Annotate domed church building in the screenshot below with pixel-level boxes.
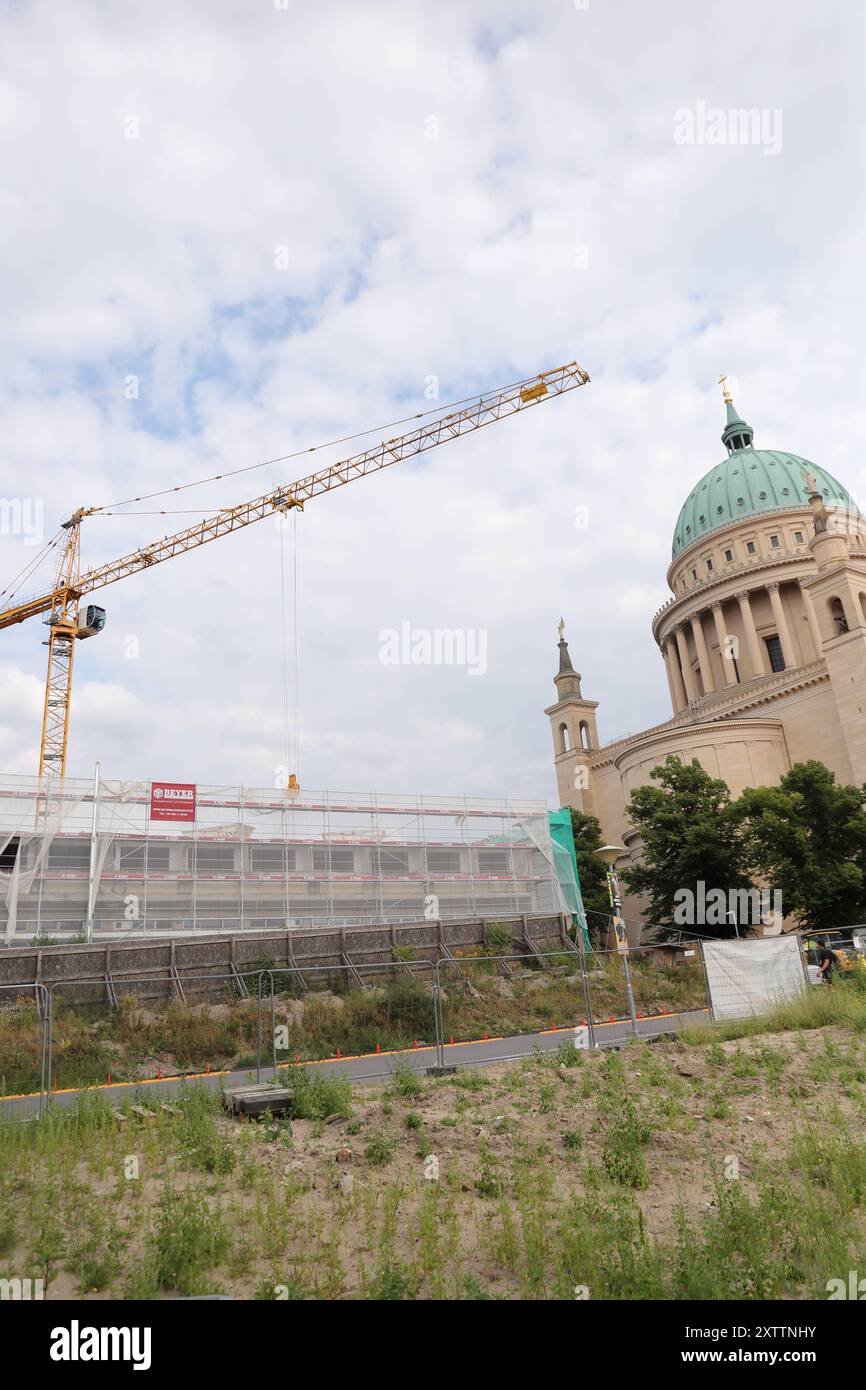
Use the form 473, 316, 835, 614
546, 382, 866, 926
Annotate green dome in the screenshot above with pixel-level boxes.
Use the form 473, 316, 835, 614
671, 400, 855, 558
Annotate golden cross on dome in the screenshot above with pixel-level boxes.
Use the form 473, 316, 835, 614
718, 373, 733, 405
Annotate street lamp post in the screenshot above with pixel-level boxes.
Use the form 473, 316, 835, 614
595, 843, 639, 1038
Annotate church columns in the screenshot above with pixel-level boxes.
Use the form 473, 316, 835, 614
674, 624, 697, 704
736, 590, 765, 679
663, 637, 688, 713
798, 579, 824, 661
690, 613, 715, 695
711, 602, 738, 686
766, 582, 797, 670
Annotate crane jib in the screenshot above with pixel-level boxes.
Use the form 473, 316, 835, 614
0, 359, 589, 775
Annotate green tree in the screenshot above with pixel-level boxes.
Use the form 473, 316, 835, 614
622, 756, 755, 937
735, 760, 866, 931
566, 808, 612, 943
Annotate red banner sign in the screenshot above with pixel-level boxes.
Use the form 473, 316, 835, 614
150, 781, 197, 822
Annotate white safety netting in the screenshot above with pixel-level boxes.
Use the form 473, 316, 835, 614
0, 777, 91, 943
702, 935, 807, 1021
0, 775, 568, 940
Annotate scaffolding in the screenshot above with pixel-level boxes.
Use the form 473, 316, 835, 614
0, 774, 570, 942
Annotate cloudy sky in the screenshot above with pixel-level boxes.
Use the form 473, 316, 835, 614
0, 0, 863, 804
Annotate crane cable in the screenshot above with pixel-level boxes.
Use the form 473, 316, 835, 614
85, 368, 545, 515
278, 510, 300, 785
0, 530, 64, 605
292, 506, 300, 782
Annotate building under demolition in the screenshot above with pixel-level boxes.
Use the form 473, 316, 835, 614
0, 774, 581, 942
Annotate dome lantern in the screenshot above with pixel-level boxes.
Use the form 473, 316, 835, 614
718, 375, 754, 454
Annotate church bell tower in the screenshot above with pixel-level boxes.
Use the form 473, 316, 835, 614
544, 619, 599, 814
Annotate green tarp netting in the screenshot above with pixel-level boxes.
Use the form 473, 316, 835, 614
548, 808, 591, 951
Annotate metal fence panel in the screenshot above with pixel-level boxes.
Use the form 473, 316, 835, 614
701, 935, 807, 1021
0, 982, 48, 1120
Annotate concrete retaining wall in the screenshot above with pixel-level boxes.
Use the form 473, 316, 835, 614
0, 913, 569, 1003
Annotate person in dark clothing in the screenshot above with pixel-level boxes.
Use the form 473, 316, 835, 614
817, 945, 841, 982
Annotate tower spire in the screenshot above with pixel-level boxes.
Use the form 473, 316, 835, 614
557, 616, 576, 675
718, 376, 754, 454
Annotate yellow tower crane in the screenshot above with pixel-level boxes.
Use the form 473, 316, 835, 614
0, 360, 590, 778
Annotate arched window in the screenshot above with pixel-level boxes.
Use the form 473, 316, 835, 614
579, 721, 591, 751
829, 596, 849, 636
559, 722, 570, 754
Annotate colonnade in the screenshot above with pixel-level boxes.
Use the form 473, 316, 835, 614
661, 579, 823, 713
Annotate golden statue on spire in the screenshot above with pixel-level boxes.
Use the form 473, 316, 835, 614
718, 373, 733, 405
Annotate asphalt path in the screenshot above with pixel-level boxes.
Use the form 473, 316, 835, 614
0, 1007, 708, 1122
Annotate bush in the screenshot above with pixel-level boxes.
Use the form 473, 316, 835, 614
147, 1189, 230, 1296
383, 978, 432, 1031
485, 923, 513, 953
602, 1101, 653, 1189
365, 1130, 395, 1166
392, 1060, 423, 1098
289, 1069, 352, 1121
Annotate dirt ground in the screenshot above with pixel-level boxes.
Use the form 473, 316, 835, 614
4, 1020, 866, 1300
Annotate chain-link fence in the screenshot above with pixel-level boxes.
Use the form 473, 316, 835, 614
0, 982, 48, 1120
432, 941, 710, 1063
7, 958, 441, 1110
258, 959, 438, 1079
2, 931, 823, 1121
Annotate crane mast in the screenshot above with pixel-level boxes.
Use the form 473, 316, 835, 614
0, 361, 590, 776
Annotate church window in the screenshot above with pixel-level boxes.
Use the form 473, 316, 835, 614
559, 723, 570, 753
765, 635, 786, 673
706, 558, 713, 572
579, 721, 592, 750
746, 540, 757, 555
794, 530, 804, 544
769, 534, 780, 548
691, 569, 698, 582
829, 598, 849, 634
724, 549, 734, 563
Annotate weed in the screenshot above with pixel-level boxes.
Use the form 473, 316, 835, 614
475, 1145, 503, 1199
365, 1130, 395, 1167
392, 1060, 423, 1098
145, 1188, 230, 1296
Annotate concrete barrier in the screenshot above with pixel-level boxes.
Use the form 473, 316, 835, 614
0, 913, 568, 1002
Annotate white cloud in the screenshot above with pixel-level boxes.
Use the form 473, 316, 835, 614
0, 0, 863, 804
